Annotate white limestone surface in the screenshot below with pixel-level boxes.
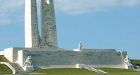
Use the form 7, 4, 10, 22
3, 48, 19, 63
3, 48, 14, 62
17, 50, 24, 67
15, 49, 129, 69
25, 0, 32, 48
2, 47, 130, 70
25, 0, 40, 48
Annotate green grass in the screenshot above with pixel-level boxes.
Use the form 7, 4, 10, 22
33, 68, 140, 75
0, 64, 12, 74
0, 55, 8, 62
0, 55, 12, 74
33, 68, 96, 75
101, 68, 140, 75
131, 60, 140, 65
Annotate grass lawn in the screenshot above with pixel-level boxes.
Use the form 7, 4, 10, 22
33, 68, 140, 75
0, 64, 12, 74
131, 60, 140, 65
101, 68, 140, 75
33, 68, 96, 75
0, 55, 12, 74
0, 55, 8, 62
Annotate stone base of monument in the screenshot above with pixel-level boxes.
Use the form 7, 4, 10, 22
2, 47, 132, 72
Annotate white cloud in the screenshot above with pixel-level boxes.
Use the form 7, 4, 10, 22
0, 19, 11, 25
0, 0, 140, 25
55, 0, 140, 14
0, 0, 24, 25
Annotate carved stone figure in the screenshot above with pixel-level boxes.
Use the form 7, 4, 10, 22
23, 56, 34, 72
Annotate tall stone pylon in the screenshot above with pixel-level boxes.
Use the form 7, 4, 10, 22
25, 0, 40, 48
41, 0, 57, 48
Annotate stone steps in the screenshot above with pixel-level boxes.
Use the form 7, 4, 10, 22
79, 64, 107, 74
0, 62, 25, 74
9, 63, 25, 74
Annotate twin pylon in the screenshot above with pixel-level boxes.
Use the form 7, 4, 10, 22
25, 0, 57, 48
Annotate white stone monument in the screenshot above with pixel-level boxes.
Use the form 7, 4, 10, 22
25, 0, 40, 48
1, 0, 132, 74
25, 0, 57, 48
41, 0, 57, 48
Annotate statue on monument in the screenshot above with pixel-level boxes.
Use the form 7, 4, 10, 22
46, 0, 50, 4
78, 41, 83, 51
24, 56, 33, 67
23, 56, 34, 72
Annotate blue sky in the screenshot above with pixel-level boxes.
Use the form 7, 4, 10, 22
0, 0, 140, 59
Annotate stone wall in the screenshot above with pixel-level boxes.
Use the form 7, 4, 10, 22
17, 49, 127, 69
3, 48, 128, 69
3, 48, 15, 62
3, 48, 24, 63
